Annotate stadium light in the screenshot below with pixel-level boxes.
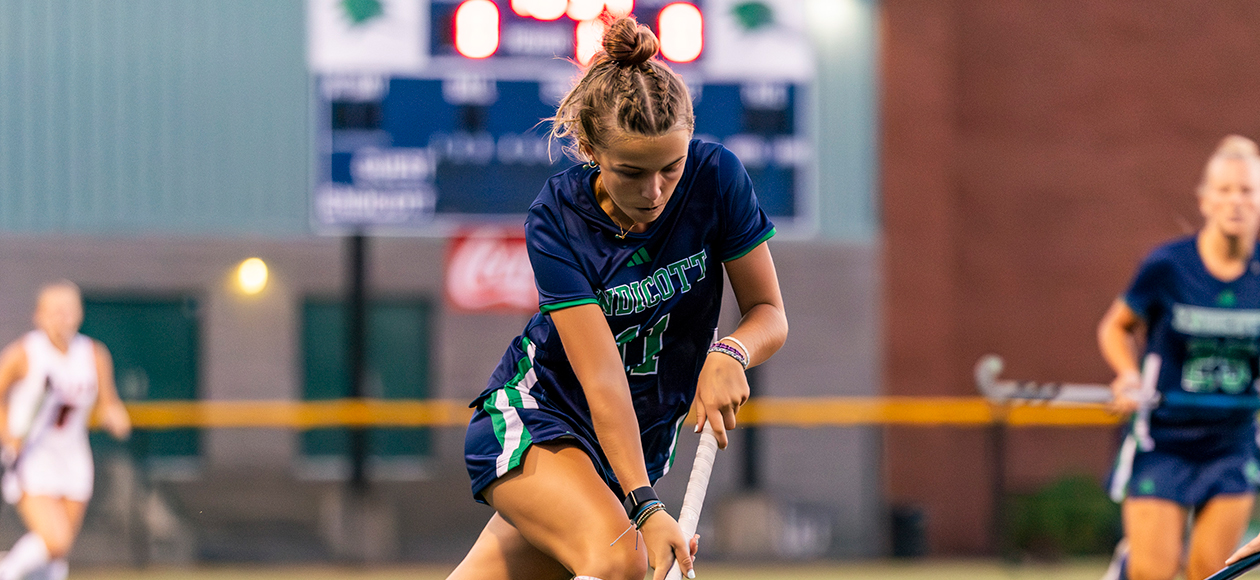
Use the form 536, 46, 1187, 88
567, 0, 605, 21
237, 258, 269, 295
807, 0, 862, 48
525, 0, 566, 21
455, 0, 500, 59
576, 19, 607, 66
511, 0, 532, 17
658, 2, 702, 63
605, 0, 634, 17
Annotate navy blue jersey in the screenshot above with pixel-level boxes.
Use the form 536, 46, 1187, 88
470, 139, 774, 489
1124, 236, 1260, 452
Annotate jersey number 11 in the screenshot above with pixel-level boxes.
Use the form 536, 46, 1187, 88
614, 314, 671, 376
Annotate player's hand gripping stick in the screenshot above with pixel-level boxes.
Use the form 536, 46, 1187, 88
1207, 551, 1260, 580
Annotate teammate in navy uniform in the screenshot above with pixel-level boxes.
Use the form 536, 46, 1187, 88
448, 16, 788, 580
1098, 136, 1260, 580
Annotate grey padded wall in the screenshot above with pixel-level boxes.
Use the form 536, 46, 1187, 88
0, 0, 310, 235
809, 0, 880, 242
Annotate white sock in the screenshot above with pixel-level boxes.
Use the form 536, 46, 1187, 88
41, 559, 68, 580
0, 533, 50, 580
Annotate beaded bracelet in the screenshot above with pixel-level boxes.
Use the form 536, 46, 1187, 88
708, 341, 748, 369
633, 500, 666, 529
629, 494, 659, 520
632, 499, 662, 521
722, 336, 751, 363
610, 502, 663, 547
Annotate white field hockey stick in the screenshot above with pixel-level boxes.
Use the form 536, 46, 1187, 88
974, 354, 1121, 405
1132, 353, 1160, 451
975, 353, 1260, 409
663, 423, 719, 580
975, 353, 1167, 411
974, 354, 1245, 453
2, 377, 56, 472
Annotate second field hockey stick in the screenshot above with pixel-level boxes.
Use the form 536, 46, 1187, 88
663, 423, 719, 580
974, 354, 1118, 404
975, 353, 1260, 411
1207, 552, 1260, 580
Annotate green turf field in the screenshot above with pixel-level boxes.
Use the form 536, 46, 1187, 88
71, 559, 1112, 580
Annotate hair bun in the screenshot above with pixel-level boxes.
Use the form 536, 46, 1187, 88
1216, 134, 1260, 158
602, 16, 659, 67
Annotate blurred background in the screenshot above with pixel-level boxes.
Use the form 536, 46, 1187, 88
0, 0, 1255, 576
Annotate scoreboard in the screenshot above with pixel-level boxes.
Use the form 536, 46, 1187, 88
308, 0, 815, 234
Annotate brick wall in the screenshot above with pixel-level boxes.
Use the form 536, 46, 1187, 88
882, 0, 1260, 554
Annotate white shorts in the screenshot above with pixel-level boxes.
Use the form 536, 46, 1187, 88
2, 440, 94, 504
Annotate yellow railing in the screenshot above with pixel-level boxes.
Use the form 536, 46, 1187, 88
737, 397, 1119, 427
115, 397, 1122, 429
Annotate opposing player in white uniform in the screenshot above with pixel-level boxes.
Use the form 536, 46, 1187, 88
0, 282, 130, 580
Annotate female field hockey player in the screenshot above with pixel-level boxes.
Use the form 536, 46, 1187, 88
0, 282, 131, 580
1098, 136, 1260, 580
448, 15, 788, 580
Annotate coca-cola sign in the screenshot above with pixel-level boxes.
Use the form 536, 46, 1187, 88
445, 227, 538, 313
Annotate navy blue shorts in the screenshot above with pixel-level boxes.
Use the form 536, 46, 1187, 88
464, 337, 689, 505
465, 388, 610, 504
1109, 433, 1260, 508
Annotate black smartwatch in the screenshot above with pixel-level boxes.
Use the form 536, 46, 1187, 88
625, 485, 659, 516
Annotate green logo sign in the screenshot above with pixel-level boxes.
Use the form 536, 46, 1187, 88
732, 2, 775, 31
341, 0, 383, 26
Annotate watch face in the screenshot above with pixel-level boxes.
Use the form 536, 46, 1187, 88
630, 486, 656, 506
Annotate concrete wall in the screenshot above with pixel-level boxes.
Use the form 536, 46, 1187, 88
0, 0, 310, 235
881, 0, 1260, 555
0, 234, 880, 562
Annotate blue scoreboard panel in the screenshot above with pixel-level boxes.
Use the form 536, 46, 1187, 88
311, 0, 813, 234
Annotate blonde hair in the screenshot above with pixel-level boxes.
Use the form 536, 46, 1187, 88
1199, 134, 1260, 192
36, 280, 81, 305
549, 16, 695, 162
1215, 135, 1260, 158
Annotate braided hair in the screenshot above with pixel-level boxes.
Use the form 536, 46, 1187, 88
550, 16, 695, 162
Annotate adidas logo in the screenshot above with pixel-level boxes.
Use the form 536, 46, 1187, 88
625, 247, 652, 268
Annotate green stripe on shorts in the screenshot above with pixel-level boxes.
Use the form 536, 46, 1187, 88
483, 395, 509, 446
